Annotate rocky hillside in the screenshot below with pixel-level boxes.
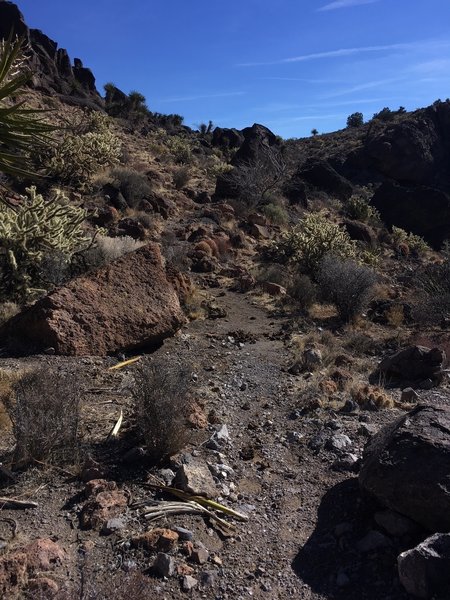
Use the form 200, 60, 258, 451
0, 2, 450, 599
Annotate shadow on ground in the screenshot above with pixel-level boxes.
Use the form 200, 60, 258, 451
292, 478, 409, 600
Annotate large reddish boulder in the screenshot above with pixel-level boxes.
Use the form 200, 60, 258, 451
0, 244, 186, 356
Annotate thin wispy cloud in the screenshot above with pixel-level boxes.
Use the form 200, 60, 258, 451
161, 91, 245, 103
238, 42, 413, 67
322, 77, 404, 98
259, 76, 346, 84
318, 0, 380, 12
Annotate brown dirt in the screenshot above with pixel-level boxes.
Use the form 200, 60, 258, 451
1, 280, 447, 599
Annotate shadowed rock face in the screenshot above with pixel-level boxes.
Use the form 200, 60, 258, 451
359, 404, 450, 532
0, 1, 101, 103
0, 244, 187, 356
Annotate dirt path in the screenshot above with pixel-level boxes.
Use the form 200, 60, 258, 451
0, 287, 430, 598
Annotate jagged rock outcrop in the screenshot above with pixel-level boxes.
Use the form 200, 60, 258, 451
376, 345, 446, 388
0, 244, 186, 356
371, 182, 450, 249
359, 404, 450, 532
296, 160, 354, 201
0, 1, 101, 103
213, 123, 282, 201
211, 127, 244, 150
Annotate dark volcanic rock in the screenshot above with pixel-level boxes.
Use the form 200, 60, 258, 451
0, 244, 186, 356
0, 1, 101, 101
344, 219, 377, 245
298, 160, 353, 200
359, 404, 450, 532
214, 123, 282, 201
231, 123, 280, 165
376, 345, 446, 387
398, 533, 450, 599
212, 127, 244, 150
372, 181, 450, 248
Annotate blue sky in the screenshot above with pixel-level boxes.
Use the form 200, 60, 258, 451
16, 0, 450, 138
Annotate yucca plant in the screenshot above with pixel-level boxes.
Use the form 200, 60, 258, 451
0, 35, 54, 179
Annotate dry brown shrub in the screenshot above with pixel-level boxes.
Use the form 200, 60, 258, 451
132, 359, 191, 464
4, 368, 82, 467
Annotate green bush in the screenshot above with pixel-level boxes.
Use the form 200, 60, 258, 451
346, 112, 364, 128
272, 212, 357, 275
344, 194, 380, 223
261, 202, 288, 225
391, 226, 429, 255
0, 186, 89, 301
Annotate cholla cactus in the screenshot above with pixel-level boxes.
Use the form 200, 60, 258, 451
273, 212, 356, 275
46, 113, 121, 185
0, 186, 89, 300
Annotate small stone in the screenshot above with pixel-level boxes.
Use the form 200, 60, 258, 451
326, 433, 352, 452
211, 554, 223, 566
336, 570, 350, 587
334, 522, 352, 537
153, 552, 175, 578
400, 387, 420, 404
332, 453, 359, 472
132, 528, 179, 552
159, 469, 176, 485
200, 571, 215, 586
172, 526, 194, 541
340, 399, 359, 413
357, 530, 391, 553
205, 424, 230, 450
191, 546, 209, 565
174, 459, 218, 498
102, 517, 126, 535
122, 446, 146, 463
287, 431, 304, 444
375, 510, 417, 537
182, 575, 198, 591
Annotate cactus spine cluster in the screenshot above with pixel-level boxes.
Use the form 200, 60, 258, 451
0, 186, 89, 300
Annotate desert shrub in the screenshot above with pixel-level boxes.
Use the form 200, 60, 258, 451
287, 273, 317, 309
271, 212, 356, 275
344, 194, 380, 223
83, 235, 146, 269
346, 112, 364, 128
205, 154, 233, 179
172, 165, 191, 190
414, 257, 450, 324
165, 135, 192, 164
132, 359, 191, 464
261, 202, 288, 225
45, 112, 121, 185
391, 226, 429, 256
5, 368, 81, 466
0, 186, 90, 301
372, 107, 394, 122
222, 146, 286, 212
317, 255, 377, 322
110, 167, 152, 208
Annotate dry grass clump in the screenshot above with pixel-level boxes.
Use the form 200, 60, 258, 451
4, 368, 82, 467
132, 359, 191, 464
350, 384, 394, 409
